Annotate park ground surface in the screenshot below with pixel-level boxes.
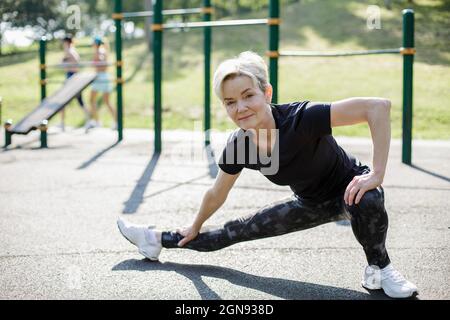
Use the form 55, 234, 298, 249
0, 127, 448, 299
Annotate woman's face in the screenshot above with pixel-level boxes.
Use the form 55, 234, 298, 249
221, 75, 272, 131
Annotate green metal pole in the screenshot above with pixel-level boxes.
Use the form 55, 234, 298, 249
268, 0, 279, 103
39, 120, 48, 148
114, 0, 124, 142
39, 37, 46, 101
153, 0, 163, 153
4, 130, 12, 148
4, 119, 12, 148
204, 0, 212, 146
402, 9, 414, 165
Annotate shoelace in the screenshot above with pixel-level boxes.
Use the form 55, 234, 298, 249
383, 268, 406, 283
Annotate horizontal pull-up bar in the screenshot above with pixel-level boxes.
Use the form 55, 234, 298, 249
46, 61, 114, 69
40, 78, 117, 85
117, 8, 204, 19
161, 18, 269, 30
280, 48, 402, 57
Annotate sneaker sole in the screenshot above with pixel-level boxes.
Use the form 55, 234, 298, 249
362, 282, 419, 299
361, 280, 381, 291
383, 287, 419, 299
117, 220, 159, 262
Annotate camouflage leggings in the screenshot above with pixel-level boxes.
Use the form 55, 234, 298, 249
161, 186, 390, 268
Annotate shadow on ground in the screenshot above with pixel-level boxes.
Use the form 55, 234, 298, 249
77, 141, 121, 170
410, 164, 450, 183
122, 152, 161, 214
112, 259, 406, 300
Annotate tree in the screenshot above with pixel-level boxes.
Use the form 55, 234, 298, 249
384, 0, 415, 10
0, 0, 67, 54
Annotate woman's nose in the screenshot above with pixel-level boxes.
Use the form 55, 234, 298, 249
236, 100, 248, 112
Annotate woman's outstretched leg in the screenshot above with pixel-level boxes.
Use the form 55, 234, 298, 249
117, 194, 346, 260
161, 194, 347, 252
117, 189, 391, 265
162, 187, 393, 270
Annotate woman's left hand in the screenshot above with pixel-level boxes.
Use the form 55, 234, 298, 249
344, 171, 383, 206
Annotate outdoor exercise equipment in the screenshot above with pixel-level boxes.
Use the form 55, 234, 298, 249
113, 0, 280, 153
4, 72, 97, 148
279, 9, 415, 164
11, 1, 414, 164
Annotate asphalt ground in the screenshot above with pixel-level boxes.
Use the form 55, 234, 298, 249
0, 126, 448, 299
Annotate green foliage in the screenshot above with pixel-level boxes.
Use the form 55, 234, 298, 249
1, 0, 63, 35
1, 0, 448, 139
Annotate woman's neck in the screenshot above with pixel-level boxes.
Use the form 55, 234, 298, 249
255, 104, 275, 132
251, 104, 276, 152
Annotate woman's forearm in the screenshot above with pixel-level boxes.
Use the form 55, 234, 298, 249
367, 99, 391, 182
192, 189, 226, 229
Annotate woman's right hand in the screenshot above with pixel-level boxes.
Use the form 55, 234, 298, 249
176, 225, 200, 247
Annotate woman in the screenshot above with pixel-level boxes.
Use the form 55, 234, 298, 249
59, 35, 90, 131
117, 51, 418, 299
85, 36, 117, 130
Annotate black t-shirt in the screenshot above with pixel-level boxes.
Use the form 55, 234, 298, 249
218, 101, 370, 203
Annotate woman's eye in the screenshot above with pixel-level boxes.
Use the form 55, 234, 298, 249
245, 94, 253, 99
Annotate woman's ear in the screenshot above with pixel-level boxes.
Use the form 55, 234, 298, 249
265, 84, 273, 103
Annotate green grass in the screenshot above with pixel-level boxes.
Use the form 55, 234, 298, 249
0, 0, 449, 139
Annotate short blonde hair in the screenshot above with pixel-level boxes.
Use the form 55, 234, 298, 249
213, 51, 269, 101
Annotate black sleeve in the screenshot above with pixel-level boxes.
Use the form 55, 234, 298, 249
218, 145, 244, 175
294, 102, 332, 140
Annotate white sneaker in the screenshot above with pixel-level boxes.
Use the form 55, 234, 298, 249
117, 217, 162, 261
362, 264, 418, 298
84, 120, 101, 132
56, 122, 65, 132
84, 119, 94, 129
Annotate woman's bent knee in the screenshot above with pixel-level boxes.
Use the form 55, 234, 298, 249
355, 187, 385, 212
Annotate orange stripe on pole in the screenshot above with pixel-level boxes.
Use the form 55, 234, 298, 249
267, 18, 281, 25
400, 47, 416, 55
202, 7, 214, 14
151, 24, 163, 31
266, 50, 279, 58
